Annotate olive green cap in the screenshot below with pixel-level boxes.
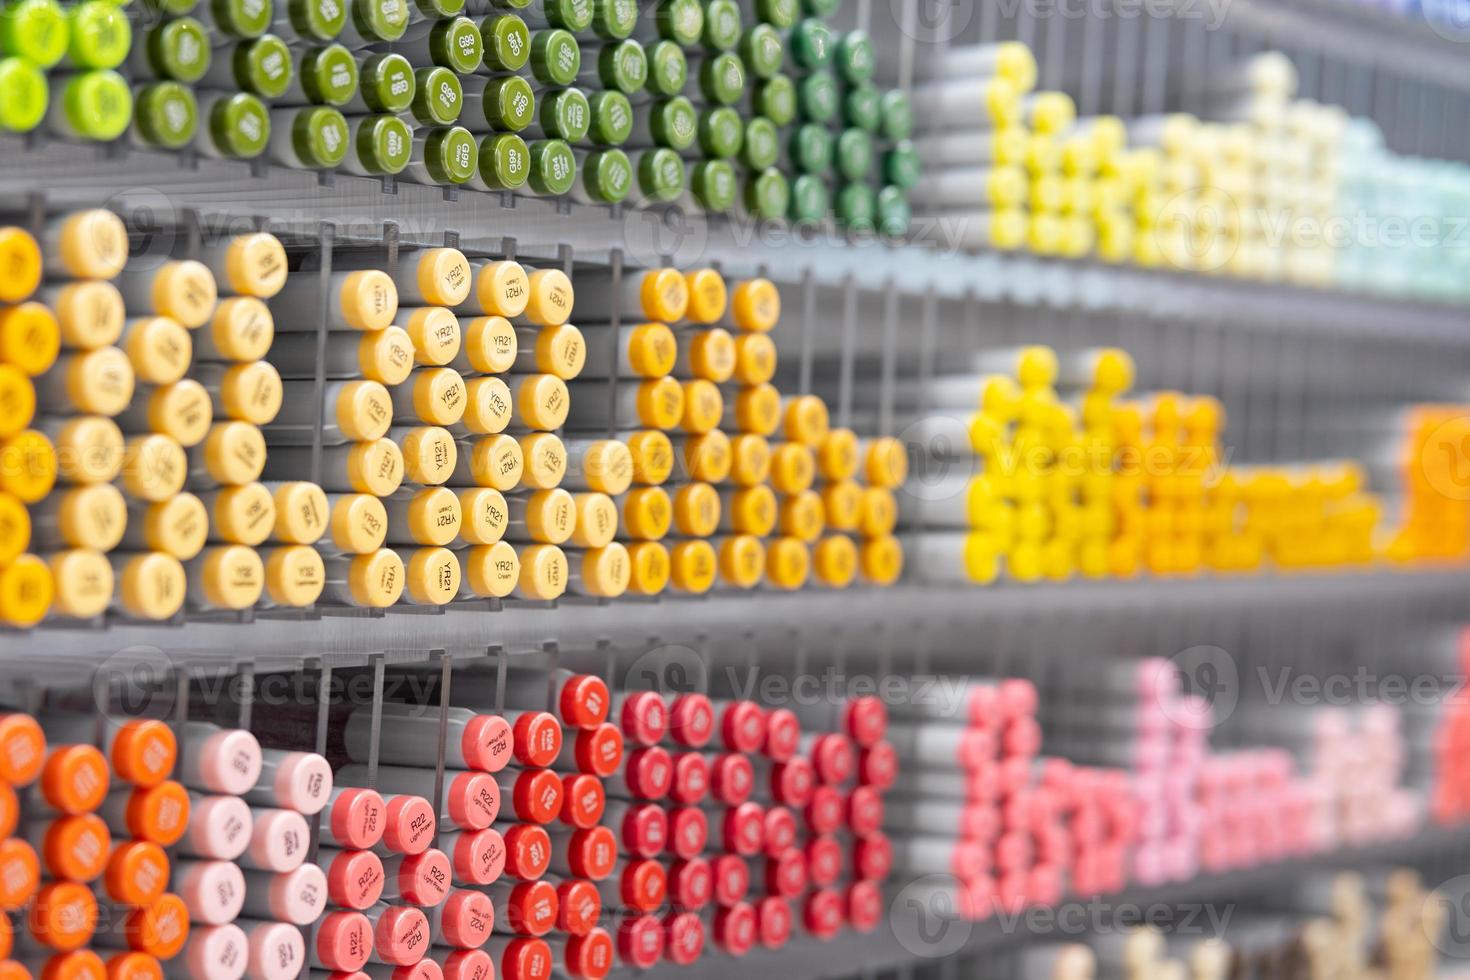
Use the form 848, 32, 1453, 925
481, 74, 534, 130
233, 34, 293, 98
880, 88, 912, 140
349, 0, 409, 43
755, 0, 795, 27
357, 53, 414, 113
207, 90, 270, 157
884, 139, 920, 190
834, 29, 873, 84
543, 0, 593, 32
353, 113, 412, 174
645, 39, 685, 96
0, 56, 46, 132
754, 73, 794, 125
655, 0, 701, 44
67, 1, 130, 67
844, 83, 880, 132
636, 147, 684, 202
701, 0, 739, 50
875, 184, 910, 237
134, 80, 197, 148
788, 122, 831, 175
290, 104, 350, 168
539, 86, 589, 141
526, 138, 576, 195
744, 167, 788, 220
738, 23, 781, 78
643, 95, 695, 151
58, 67, 132, 140
688, 159, 736, 212
529, 28, 580, 86
788, 172, 828, 222
480, 13, 530, 71
696, 105, 741, 159
592, 0, 637, 39
834, 127, 871, 181
284, 0, 346, 41
420, 124, 478, 183
410, 65, 462, 125
412, 0, 464, 17
580, 148, 633, 203
477, 131, 530, 189
698, 50, 744, 106
788, 17, 830, 70
430, 16, 483, 73
587, 89, 631, 145
145, 16, 210, 83
796, 70, 835, 123
836, 182, 875, 229
740, 115, 777, 170
595, 37, 645, 93
300, 43, 358, 105
0, 0, 68, 68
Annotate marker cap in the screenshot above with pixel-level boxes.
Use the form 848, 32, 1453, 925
42, 813, 110, 882
0, 302, 59, 377
668, 807, 706, 860
315, 911, 371, 972
373, 905, 430, 965
503, 878, 557, 935
28, 881, 96, 950
805, 786, 843, 835
625, 431, 672, 486
764, 806, 798, 855
503, 823, 551, 879
558, 674, 610, 729
723, 802, 764, 856
730, 383, 778, 437
623, 746, 671, 800
499, 937, 552, 980
104, 951, 162, 980
563, 927, 613, 979
617, 692, 666, 747
42, 744, 110, 815
400, 427, 458, 486
263, 863, 328, 925
197, 421, 266, 486
620, 487, 670, 541
633, 376, 683, 431
671, 482, 718, 536
624, 541, 668, 596
709, 753, 752, 806
559, 774, 604, 829
668, 753, 708, 806
565, 825, 616, 881
668, 540, 715, 594
0, 712, 44, 785
514, 543, 566, 601
516, 432, 565, 489
0, 838, 38, 910
125, 893, 188, 959
330, 494, 388, 554
617, 803, 666, 859
439, 889, 495, 948
853, 833, 892, 880
847, 786, 883, 835
118, 781, 190, 845
339, 436, 403, 497
509, 711, 561, 768
566, 725, 619, 782
511, 769, 562, 825
555, 879, 599, 936
616, 914, 662, 969
713, 902, 756, 956
636, 269, 688, 323
720, 702, 766, 754
383, 794, 436, 855
620, 859, 666, 912
325, 849, 384, 910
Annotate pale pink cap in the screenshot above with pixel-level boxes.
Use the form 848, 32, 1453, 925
248, 808, 311, 872
179, 859, 247, 924
267, 863, 328, 925
373, 905, 431, 966
383, 795, 437, 854
196, 729, 264, 795
184, 795, 254, 860
244, 921, 305, 980
185, 923, 250, 980
269, 753, 335, 814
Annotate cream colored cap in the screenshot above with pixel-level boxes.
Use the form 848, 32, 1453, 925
140, 493, 208, 559
517, 432, 566, 490
461, 316, 517, 374
520, 487, 574, 545
195, 544, 265, 609
681, 430, 731, 484
334, 380, 393, 442
345, 437, 404, 496
463, 540, 519, 598
404, 545, 460, 605
56, 209, 128, 279
63, 346, 133, 417
122, 434, 186, 502
569, 492, 617, 548
679, 380, 723, 435
51, 280, 126, 350
218, 361, 284, 426
413, 248, 472, 306
54, 415, 123, 485
47, 548, 113, 619
466, 433, 524, 491
123, 317, 191, 386
639, 268, 689, 322
146, 379, 214, 448
117, 551, 186, 620
457, 487, 508, 545
515, 543, 567, 600
474, 261, 530, 319
150, 260, 218, 328
716, 535, 763, 589
574, 543, 630, 598
626, 430, 673, 486
672, 482, 720, 538
339, 270, 398, 330
462, 377, 513, 435
210, 482, 276, 546
199, 422, 267, 485
55, 483, 126, 550
576, 439, 633, 496
344, 548, 405, 607
208, 297, 274, 362
531, 323, 586, 380
399, 426, 457, 486
411, 368, 468, 426
524, 268, 574, 327
357, 326, 416, 386
271, 481, 328, 545
223, 233, 288, 297
513, 374, 570, 430
264, 545, 325, 606
330, 493, 389, 553
404, 307, 462, 366
731, 333, 776, 385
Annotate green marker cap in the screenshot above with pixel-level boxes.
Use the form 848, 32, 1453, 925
543, 0, 592, 32
209, 0, 271, 39
696, 105, 741, 159
796, 70, 836, 123
581, 148, 632, 203
0, 0, 67, 68
357, 53, 414, 113
880, 88, 912, 140
744, 167, 788, 220
480, 14, 529, 71
300, 43, 358, 105
151, 0, 202, 15
67, 1, 130, 68
587, 89, 631, 145
291, 104, 349, 167
884, 139, 920, 190
421, 124, 477, 183
698, 50, 744, 106
636, 147, 683, 202
145, 16, 209, 83
481, 74, 534, 131
645, 40, 685, 97
477, 132, 530, 189
353, 113, 411, 174
689, 159, 736, 212
411, 0, 463, 18
411, 65, 462, 125
876, 184, 910, 237
644, 95, 695, 151
738, 23, 781, 78
492, 0, 530, 7
754, 73, 794, 125
529, 28, 579, 86
540, 86, 589, 142
207, 91, 270, 157
789, 172, 828, 222
740, 115, 777, 169
429, 16, 482, 73
59, 68, 131, 140
837, 182, 876, 230
233, 34, 293, 98
844, 84, 880, 132
755, 0, 795, 27
0, 56, 46, 132
527, 138, 576, 195
802, 0, 839, 15
350, 0, 408, 43
788, 122, 831, 175
285, 0, 345, 42
789, 17, 829, 69
701, 0, 739, 50
592, 0, 637, 39
596, 38, 645, 93
655, 0, 701, 45
835, 29, 873, 84
134, 80, 197, 148
835, 127, 871, 181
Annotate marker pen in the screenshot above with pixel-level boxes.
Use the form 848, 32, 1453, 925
37, 346, 133, 417
191, 362, 285, 428
544, 825, 616, 884
509, 325, 584, 382
271, 270, 398, 333
176, 794, 253, 861
360, 904, 432, 967
390, 368, 468, 428
316, 847, 386, 910
502, 488, 574, 546
240, 807, 311, 872
345, 704, 512, 774
35, 743, 109, 816
511, 544, 567, 601
184, 544, 267, 612
549, 723, 622, 780
24, 880, 96, 951
118, 317, 191, 387
447, 316, 516, 379
268, 328, 415, 387
711, 901, 756, 956
614, 914, 662, 969
26, 813, 109, 883
481, 935, 551, 980
97, 781, 190, 846
707, 752, 754, 807
100, 839, 170, 907
379, 849, 453, 908
551, 878, 599, 939
264, 380, 393, 446
238, 864, 328, 926
441, 828, 505, 887
562, 377, 682, 432
40, 210, 128, 281
116, 261, 217, 330
104, 951, 166, 980
606, 745, 672, 801
557, 773, 604, 830
504, 768, 563, 826
190, 422, 267, 487
266, 440, 404, 498
381, 487, 463, 547
565, 541, 629, 595
197, 484, 275, 548
449, 434, 524, 492
425, 889, 494, 951
38, 716, 176, 789
310, 911, 373, 973
336, 765, 500, 832
484, 879, 557, 937
598, 801, 665, 859
173, 859, 247, 924
392, 425, 458, 486
117, 893, 189, 961
0, 837, 39, 909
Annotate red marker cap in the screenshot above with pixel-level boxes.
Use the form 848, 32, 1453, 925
712, 854, 749, 906
555, 879, 600, 936
805, 786, 844, 834
623, 747, 672, 800
560, 774, 605, 829
842, 697, 887, 748
619, 693, 667, 747
720, 702, 766, 754
667, 857, 712, 910
803, 888, 844, 939
713, 902, 757, 956
562, 927, 613, 980
373, 905, 430, 966
383, 795, 437, 854
853, 833, 892, 881
997, 678, 1038, 719
848, 786, 883, 836
763, 709, 800, 762
498, 936, 552, 980
389, 962, 442, 980
463, 715, 515, 773
512, 769, 563, 825
847, 881, 882, 932
722, 802, 765, 856
756, 896, 792, 949
331, 788, 387, 850
858, 742, 898, 789
804, 835, 842, 886
668, 695, 714, 748
620, 859, 667, 912
448, 772, 502, 830
327, 849, 385, 910
0, 713, 45, 786
615, 914, 663, 968
565, 826, 617, 880
669, 753, 708, 805
504, 879, 558, 936
560, 675, 610, 730
764, 849, 807, 898
810, 734, 854, 785
315, 911, 372, 972
668, 807, 707, 860
709, 754, 753, 806
439, 889, 495, 948
770, 758, 816, 807
573, 725, 623, 778
502, 824, 552, 879
762, 806, 796, 855
998, 756, 1031, 796
444, 949, 494, 980
395, 848, 452, 906
617, 803, 667, 859
512, 712, 563, 768
450, 828, 506, 886
662, 911, 703, 965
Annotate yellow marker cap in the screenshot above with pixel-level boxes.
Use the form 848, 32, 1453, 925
731, 333, 776, 385
1007, 540, 1044, 582
139, 493, 208, 559
820, 480, 862, 531
978, 375, 1021, 421
778, 489, 824, 542
513, 374, 570, 430
520, 487, 574, 544
414, 248, 472, 306
0, 493, 27, 564
622, 486, 671, 540
403, 307, 462, 367
716, 534, 763, 589
813, 534, 857, 588
411, 368, 468, 426
222, 234, 288, 298
216, 361, 284, 426
0, 429, 55, 504
574, 542, 630, 598
782, 396, 829, 446
725, 485, 776, 536
53, 211, 127, 281
963, 533, 1001, 584
517, 432, 566, 490
680, 430, 731, 484
864, 437, 908, 488
403, 485, 463, 545
145, 379, 213, 448
400, 426, 457, 486
461, 316, 517, 374
859, 535, 903, 585
344, 548, 405, 607
457, 487, 508, 545
858, 487, 897, 536
0, 227, 41, 303
340, 270, 397, 331
123, 317, 191, 386
681, 328, 736, 383
672, 482, 720, 537
53, 415, 123, 485
625, 540, 669, 595
728, 279, 779, 332
463, 540, 519, 597
516, 543, 567, 600
1028, 91, 1075, 134
569, 491, 617, 548
625, 323, 676, 378
271, 482, 328, 545
462, 377, 513, 436
149, 260, 218, 328
531, 323, 586, 380
50, 280, 125, 350
474, 261, 530, 319
209, 482, 276, 546
635, 376, 685, 431
993, 40, 1038, 90
524, 268, 574, 327
731, 383, 779, 436
576, 439, 633, 495
465, 433, 524, 491
989, 209, 1028, 251
60, 348, 130, 418
334, 381, 393, 442
769, 442, 815, 495
264, 545, 325, 606
197, 421, 265, 485
122, 434, 185, 502
679, 379, 723, 435
0, 302, 59, 377
1012, 345, 1058, 389
117, 551, 186, 620
47, 548, 113, 619
357, 326, 416, 386
330, 493, 388, 553
404, 546, 460, 605
627, 430, 673, 486
764, 536, 809, 590
207, 297, 274, 362
728, 434, 770, 487
683, 269, 727, 324
639, 268, 689, 322
816, 428, 858, 481
986, 166, 1027, 209
668, 539, 716, 594
0, 552, 50, 625
344, 437, 403, 496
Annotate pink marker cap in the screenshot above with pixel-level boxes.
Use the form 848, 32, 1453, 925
965, 684, 1002, 726
560, 675, 610, 730
858, 741, 898, 789
316, 911, 372, 972
573, 725, 623, 778
998, 756, 1031, 796
326, 849, 385, 910
462, 715, 514, 773
997, 678, 1038, 719
268, 862, 328, 925
994, 829, 1030, 872
847, 786, 883, 836
668, 694, 714, 748
450, 828, 506, 886
499, 937, 552, 980
447, 772, 501, 831
804, 835, 842, 886
762, 806, 796, 855
555, 879, 600, 936
662, 911, 704, 965
248, 808, 311, 872
1002, 717, 1042, 759
395, 848, 452, 906
619, 693, 668, 747
559, 774, 605, 829
373, 905, 430, 965
616, 914, 663, 969
668, 806, 707, 860
331, 788, 387, 850
713, 902, 757, 956
709, 753, 753, 806
439, 889, 495, 948
804, 786, 844, 834
566, 826, 618, 880
712, 853, 749, 906
444, 948, 494, 980
178, 859, 247, 924
619, 803, 667, 858
503, 823, 552, 879
186, 923, 249, 978
669, 753, 709, 805
512, 769, 563, 825
623, 747, 672, 801
846, 881, 882, 933
853, 833, 892, 881
810, 734, 855, 785
504, 879, 559, 935
563, 927, 614, 980
268, 752, 334, 814
720, 702, 766, 754
383, 795, 438, 854
950, 840, 989, 879
802, 889, 844, 939
184, 795, 253, 860
842, 698, 887, 748
722, 802, 765, 856
756, 897, 792, 949
512, 712, 563, 768
763, 709, 800, 762
770, 758, 815, 807
763, 848, 807, 898
620, 859, 667, 912
958, 729, 997, 768
244, 921, 305, 980
197, 729, 264, 795
388, 961, 444, 980
667, 856, 712, 910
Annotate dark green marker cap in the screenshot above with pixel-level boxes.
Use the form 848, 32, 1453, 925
481, 74, 535, 130
696, 105, 741, 159
480, 13, 530, 71
788, 122, 831, 175
755, 0, 795, 27
655, 0, 701, 45
290, 104, 350, 168
636, 146, 684, 202
353, 113, 412, 174
880, 88, 912, 140
835, 30, 873, 84
410, 65, 462, 125
698, 50, 744, 106
844, 84, 880, 132
788, 17, 830, 69
529, 28, 580, 86
587, 90, 632, 145
357, 53, 414, 113
834, 128, 871, 181
744, 167, 788, 220
643, 95, 695, 151
527, 138, 577, 195
232, 34, 293, 98
299, 42, 358, 106
740, 116, 777, 170
412, 0, 465, 19
592, 0, 637, 39
596, 38, 646, 92
738, 23, 781, 78
884, 139, 920, 190
543, 0, 592, 32
689, 159, 736, 212
580, 147, 633, 203
754, 73, 794, 126
285, 0, 346, 41
876, 185, 910, 236
837, 182, 875, 230
796, 70, 836, 123
701, 0, 739, 50
145, 17, 210, 82
645, 39, 685, 96
539, 87, 589, 142
134, 80, 197, 148
788, 172, 828, 222
420, 125, 478, 183
206, 91, 270, 157
477, 131, 530, 189
802, 0, 839, 15
429, 16, 483, 73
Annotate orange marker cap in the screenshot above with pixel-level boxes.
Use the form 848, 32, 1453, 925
0, 838, 40, 909
680, 328, 736, 383
105, 952, 162, 980
0, 781, 15, 838
121, 781, 190, 846
27, 881, 97, 951
0, 711, 45, 785
110, 719, 176, 788
40, 950, 105, 980
42, 813, 111, 883
635, 377, 684, 431
125, 893, 189, 960
725, 485, 776, 537
104, 841, 170, 907
0, 365, 33, 436
41, 744, 110, 815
